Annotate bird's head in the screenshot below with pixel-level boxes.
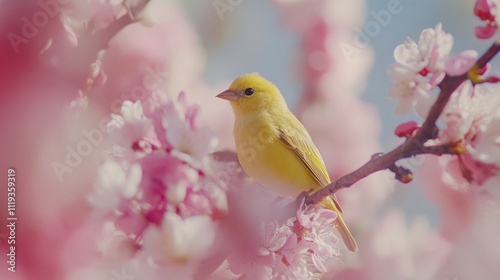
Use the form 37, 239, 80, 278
216, 73, 288, 115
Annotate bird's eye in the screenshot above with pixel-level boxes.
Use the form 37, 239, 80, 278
244, 88, 254, 96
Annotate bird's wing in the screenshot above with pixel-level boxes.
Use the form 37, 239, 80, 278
276, 113, 343, 212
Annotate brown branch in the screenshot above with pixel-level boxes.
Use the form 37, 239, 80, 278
303, 42, 500, 207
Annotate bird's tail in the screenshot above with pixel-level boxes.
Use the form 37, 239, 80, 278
323, 196, 358, 252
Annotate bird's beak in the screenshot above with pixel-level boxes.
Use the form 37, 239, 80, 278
216, 89, 239, 101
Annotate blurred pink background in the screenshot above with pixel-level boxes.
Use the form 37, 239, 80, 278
1, 0, 499, 279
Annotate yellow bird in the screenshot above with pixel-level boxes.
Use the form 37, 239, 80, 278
216, 73, 358, 252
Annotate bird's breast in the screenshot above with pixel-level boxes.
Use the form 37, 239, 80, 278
234, 115, 318, 197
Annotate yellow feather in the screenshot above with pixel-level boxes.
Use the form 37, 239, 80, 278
218, 73, 358, 252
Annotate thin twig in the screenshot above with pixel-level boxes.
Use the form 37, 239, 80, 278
303, 42, 500, 206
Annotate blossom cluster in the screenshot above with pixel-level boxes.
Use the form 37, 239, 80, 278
474, 0, 500, 41
389, 0, 500, 118
388, 23, 456, 117
89, 92, 225, 277
388, 11, 500, 189
437, 81, 500, 187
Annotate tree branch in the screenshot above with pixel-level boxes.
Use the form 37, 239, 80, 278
303, 42, 500, 207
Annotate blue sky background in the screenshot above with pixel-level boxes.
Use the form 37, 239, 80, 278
183, 0, 491, 225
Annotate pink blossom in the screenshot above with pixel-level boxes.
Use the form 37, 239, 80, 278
108, 100, 158, 152
439, 82, 500, 144
227, 222, 285, 279
439, 155, 474, 191
164, 164, 199, 204
438, 82, 500, 184
394, 121, 421, 138
388, 64, 436, 116
287, 206, 341, 275
389, 23, 453, 116
106, 90, 219, 161
225, 200, 341, 279
228, 250, 275, 280
438, 81, 479, 143
115, 208, 149, 237
295, 203, 338, 230
445, 50, 478, 76
142, 213, 216, 263
89, 161, 141, 212
160, 93, 219, 160
393, 23, 453, 73
474, 0, 500, 41
137, 153, 183, 214
468, 105, 500, 166
98, 223, 138, 259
